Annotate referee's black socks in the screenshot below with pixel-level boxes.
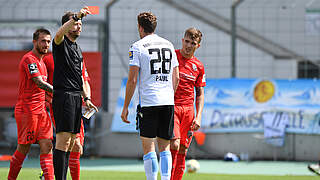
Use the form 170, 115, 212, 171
64, 151, 71, 179
53, 149, 67, 180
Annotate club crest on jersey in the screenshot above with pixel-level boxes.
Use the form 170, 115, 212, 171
129, 51, 133, 60
192, 63, 197, 71
28, 63, 38, 74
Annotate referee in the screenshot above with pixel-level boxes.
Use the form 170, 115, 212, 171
52, 7, 98, 180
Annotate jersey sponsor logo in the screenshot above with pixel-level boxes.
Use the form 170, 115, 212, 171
28, 63, 39, 74
180, 72, 196, 81
129, 51, 133, 60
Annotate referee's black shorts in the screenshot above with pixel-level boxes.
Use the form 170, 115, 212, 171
52, 90, 82, 134
138, 105, 174, 140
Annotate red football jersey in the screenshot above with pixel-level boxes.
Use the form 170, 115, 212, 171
43, 54, 90, 85
43, 54, 54, 85
15, 51, 48, 114
174, 49, 206, 105
82, 60, 90, 82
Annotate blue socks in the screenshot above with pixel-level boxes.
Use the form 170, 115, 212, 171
159, 151, 172, 180
143, 151, 172, 180
143, 151, 158, 180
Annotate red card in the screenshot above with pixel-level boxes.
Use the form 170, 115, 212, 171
88, 6, 99, 15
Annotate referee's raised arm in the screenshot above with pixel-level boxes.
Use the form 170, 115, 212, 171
54, 6, 91, 45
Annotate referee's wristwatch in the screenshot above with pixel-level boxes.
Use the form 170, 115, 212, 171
84, 97, 91, 102
72, 14, 81, 21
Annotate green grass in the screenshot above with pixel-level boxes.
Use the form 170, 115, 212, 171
0, 168, 318, 180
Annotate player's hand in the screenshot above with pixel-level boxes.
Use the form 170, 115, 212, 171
85, 100, 98, 112
191, 118, 201, 131
121, 107, 130, 123
77, 6, 91, 19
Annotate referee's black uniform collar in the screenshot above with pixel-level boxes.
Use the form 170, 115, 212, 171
64, 35, 77, 44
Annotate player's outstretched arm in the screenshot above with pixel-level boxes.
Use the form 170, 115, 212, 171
32, 76, 53, 93
54, 7, 91, 45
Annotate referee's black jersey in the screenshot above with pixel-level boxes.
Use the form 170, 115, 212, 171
52, 36, 83, 92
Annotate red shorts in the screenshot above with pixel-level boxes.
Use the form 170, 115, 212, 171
15, 112, 53, 144
76, 120, 85, 146
48, 105, 84, 146
173, 105, 194, 148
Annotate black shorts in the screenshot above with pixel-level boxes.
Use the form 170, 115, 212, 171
138, 105, 174, 140
52, 90, 82, 134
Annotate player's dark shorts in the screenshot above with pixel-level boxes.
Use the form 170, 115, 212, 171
52, 90, 82, 134
138, 105, 174, 140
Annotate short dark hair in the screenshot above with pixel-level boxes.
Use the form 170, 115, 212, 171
184, 28, 202, 43
61, 11, 75, 25
33, 28, 51, 40
137, 12, 157, 33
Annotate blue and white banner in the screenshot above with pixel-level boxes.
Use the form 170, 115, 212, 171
111, 78, 320, 134
111, 78, 140, 133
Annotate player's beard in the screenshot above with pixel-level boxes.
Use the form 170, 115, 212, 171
36, 45, 48, 55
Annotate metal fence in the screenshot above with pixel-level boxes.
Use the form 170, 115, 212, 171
1, 0, 320, 157
1, 0, 320, 112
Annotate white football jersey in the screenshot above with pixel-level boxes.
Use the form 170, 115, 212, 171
129, 34, 179, 107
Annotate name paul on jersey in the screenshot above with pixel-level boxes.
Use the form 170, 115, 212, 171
155, 75, 168, 81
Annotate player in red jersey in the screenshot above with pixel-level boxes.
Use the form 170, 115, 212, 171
170, 28, 206, 180
43, 54, 90, 180
8, 28, 54, 180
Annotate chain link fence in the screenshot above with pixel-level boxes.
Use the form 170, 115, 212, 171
1, 0, 320, 157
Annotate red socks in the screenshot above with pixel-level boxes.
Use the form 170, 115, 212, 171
69, 152, 81, 180
40, 154, 54, 180
172, 153, 186, 180
8, 151, 54, 180
170, 149, 178, 180
8, 150, 26, 180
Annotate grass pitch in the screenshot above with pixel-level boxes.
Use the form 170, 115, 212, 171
0, 168, 318, 180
